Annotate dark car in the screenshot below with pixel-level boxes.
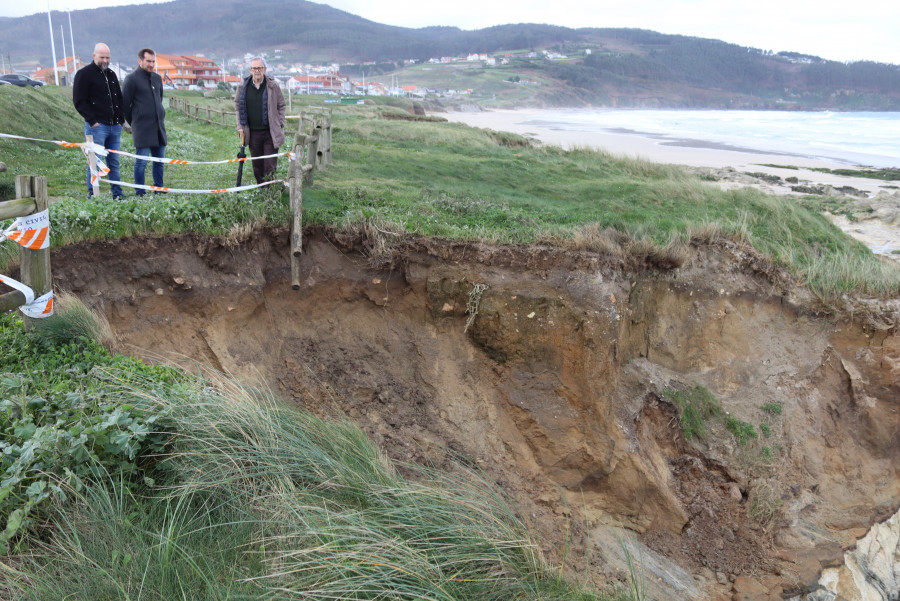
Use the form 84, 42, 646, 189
0, 74, 45, 87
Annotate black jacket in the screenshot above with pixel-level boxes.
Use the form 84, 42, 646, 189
122, 68, 166, 148
72, 62, 125, 126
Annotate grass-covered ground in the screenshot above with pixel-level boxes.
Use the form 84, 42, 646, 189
2, 85, 896, 302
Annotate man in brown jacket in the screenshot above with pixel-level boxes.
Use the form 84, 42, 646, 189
234, 57, 285, 184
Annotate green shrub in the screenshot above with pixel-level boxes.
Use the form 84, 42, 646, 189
663, 385, 721, 441
761, 402, 783, 415
725, 416, 758, 445
0, 312, 181, 553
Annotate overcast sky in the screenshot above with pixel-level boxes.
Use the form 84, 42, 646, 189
5, 0, 899, 65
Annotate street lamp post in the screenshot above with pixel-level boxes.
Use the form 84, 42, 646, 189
60, 25, 67, 85
46, 1, 60, 85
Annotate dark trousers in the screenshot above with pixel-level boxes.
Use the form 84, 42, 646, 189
134, 145, 166, 194
248, 128, 277, 184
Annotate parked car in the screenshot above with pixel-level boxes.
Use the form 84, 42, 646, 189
0, 74, 45, 87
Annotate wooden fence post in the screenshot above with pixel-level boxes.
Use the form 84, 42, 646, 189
289, 128, 305, 289
324, 109, 333, 166
0, 176, 52, 328
304, 119, 319, 187
313, 121, 324, 169
85, 134, 100, 197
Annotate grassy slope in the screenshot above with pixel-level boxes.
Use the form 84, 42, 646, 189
1, 85, 898, 299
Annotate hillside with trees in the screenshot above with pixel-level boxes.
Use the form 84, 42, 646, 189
1, 0, 898, 109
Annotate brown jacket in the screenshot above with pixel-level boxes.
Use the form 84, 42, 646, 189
234, 75, 286, 147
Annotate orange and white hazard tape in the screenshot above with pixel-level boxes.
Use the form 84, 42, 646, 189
101, 145, 296, 164
97, 177, 284, 194
0, 274, 54, 318
1, 209, 50, 249
3, 131, 297, 195
90, 158, 111, 187
2, 133, 295, 165
0, 132, 84, 149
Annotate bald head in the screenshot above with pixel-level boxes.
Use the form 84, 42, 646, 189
93, 43, 111, 70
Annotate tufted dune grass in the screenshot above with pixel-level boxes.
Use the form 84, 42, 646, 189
0, 308, 612, 600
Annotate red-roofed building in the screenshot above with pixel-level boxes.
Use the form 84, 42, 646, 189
287, 73, 347, 94
181, 55, 223, 85
30, 56, 84, 85
155, 53, 222, 89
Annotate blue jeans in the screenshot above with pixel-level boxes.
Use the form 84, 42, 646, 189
134, 146, 166, 194
84, 122, 123, 198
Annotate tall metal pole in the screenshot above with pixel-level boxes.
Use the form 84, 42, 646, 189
60, 25, 68, 85
46, 2, 59, 85
68, 10, 76, 73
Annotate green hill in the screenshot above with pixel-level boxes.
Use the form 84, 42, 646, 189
1, 0, 899, 109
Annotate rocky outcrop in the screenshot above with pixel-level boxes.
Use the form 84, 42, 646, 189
788, 509, 900, 601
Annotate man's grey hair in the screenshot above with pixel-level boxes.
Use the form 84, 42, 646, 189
250, 57, 267, 68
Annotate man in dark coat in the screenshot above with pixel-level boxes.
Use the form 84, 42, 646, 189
73, 42, 125, 199
122, 48, 167, 195
234, 57, 285, 184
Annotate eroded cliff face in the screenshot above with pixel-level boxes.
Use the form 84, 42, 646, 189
51, 228, 899, 601
788, 508, 900, 601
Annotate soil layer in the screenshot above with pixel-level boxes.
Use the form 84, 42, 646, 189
48, 227, 900, 601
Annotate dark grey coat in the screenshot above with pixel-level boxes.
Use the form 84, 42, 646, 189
122, 68, 167, 148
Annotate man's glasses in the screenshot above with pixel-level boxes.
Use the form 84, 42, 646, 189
249, 67, 265, 71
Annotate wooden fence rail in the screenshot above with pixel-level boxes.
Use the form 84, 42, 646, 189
167, 96, 236, 127
0, 175, 53, 328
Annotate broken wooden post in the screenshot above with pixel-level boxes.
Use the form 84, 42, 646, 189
289, 125, 305, 290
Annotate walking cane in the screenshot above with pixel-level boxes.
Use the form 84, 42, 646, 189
236, 130, 247, 187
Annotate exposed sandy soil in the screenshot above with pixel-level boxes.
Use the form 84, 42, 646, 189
46, 227, 900, 601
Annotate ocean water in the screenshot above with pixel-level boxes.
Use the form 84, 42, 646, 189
522, 109, 900, 169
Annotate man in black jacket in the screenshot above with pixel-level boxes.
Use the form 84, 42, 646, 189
122, 48, 167, 195
73, 42, 125, 199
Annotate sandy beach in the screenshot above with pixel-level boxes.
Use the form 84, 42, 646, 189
441, 109, 900, 259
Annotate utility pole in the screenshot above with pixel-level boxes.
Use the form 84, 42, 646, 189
67, 10, 76, 73
46, 2, 59, 85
